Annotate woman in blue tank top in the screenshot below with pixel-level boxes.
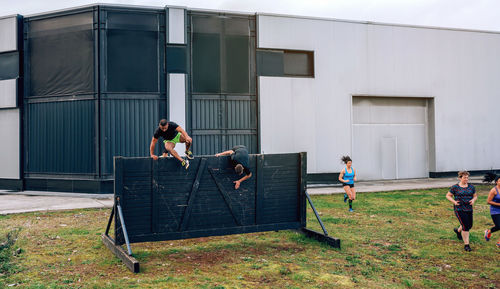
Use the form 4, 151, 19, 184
338, 155, 357, 212
484, 175, 500, 248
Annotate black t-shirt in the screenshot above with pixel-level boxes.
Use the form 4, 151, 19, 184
231, 145, 251, 175
153, 122, 179, 141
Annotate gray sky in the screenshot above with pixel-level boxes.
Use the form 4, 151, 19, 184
1, 0, 499, 32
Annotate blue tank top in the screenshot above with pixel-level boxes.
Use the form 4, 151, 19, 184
343, 167, 355, 184
491, 187, 500, 215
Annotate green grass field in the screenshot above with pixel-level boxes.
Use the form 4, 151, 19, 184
1, 186, 499, 288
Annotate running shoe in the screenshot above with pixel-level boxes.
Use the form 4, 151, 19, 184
343, 193, 348, 203
349, 208, 354, 212
181, 159, 190, 170
484, 229, 491, 241
464, 244, 472, 252
185, 150, 194, 160
454, 228, 463, 240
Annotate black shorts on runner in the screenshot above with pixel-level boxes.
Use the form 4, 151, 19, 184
342, 183, 354, 188
454, 210, 473, 231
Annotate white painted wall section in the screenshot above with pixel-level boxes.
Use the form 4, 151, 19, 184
0, 79, 17, 108
0, 16, 17, 52
168, 8, 185, 44
169, 73, 187, 156
0, 109, 20, 179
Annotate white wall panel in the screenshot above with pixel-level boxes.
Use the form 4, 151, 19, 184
0, 79, 17, 108
0, 109, 20, 179
168, 8, 185, 44
0, 17, 17, 53
259, 77, 319, 172
353, 124, 427, 180
169, 73, 186, 155
258, 14, 500, 176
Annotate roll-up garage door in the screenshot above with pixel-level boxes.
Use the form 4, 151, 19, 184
352, 96, 429, 180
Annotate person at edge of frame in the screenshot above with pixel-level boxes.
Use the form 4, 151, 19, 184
149, 119, 194, 169
215, 145, 252, 189
446, 170, 478, 252
483, 174, 500, 248
338, 155, 357, 212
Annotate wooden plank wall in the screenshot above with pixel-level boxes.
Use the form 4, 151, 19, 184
114, 153, 305, 245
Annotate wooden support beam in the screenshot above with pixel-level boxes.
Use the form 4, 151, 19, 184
102, 234, 140, 273
299, 228, 341, 248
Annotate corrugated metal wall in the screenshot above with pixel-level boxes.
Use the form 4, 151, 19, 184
100, 99, 166, 175
26, 100, 95, 174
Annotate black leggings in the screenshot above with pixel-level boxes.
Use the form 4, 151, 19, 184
455, 210, 473, 232
491, 214, 500, 233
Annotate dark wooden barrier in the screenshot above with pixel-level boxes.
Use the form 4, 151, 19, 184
102, 153, 340, 272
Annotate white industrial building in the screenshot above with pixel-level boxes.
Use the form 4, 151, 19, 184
257, 14, 500, 180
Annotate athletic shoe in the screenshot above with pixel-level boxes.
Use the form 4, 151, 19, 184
185, 150, 194, 160
181, 159, 190, 170
454, 228, 463, 240
484, 229, 491, 241
349, 208, 354, 212
343, 193, 348, 203
464, 244, 472, 252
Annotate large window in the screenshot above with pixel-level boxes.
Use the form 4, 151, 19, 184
257, 49, 314, 77
106, 12, 159, 93
192, 15, 253, 94
28, 12, 94, 97
0, 52, 19, 80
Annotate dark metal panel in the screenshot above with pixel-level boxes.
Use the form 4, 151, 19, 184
100, 98, 166, 175
227, 98, 253, 129
191, 134, 221, 155
166, 45, 188, 73
0, 51, 19, 80
26, 100, 96, 174
226, 134, 257, 154
256, 49, 284, 76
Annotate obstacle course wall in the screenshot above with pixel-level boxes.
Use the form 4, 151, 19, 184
112, 153, 307, 245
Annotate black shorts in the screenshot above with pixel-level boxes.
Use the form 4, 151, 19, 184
491, 214, 500, 232
342, 183, 354, 188
454, 210, 473, 231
